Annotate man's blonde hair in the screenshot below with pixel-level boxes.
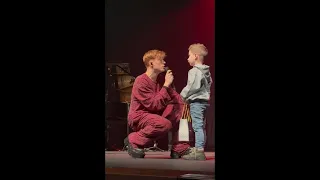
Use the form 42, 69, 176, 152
143, 49, 166, 67
189, 43, 208, 57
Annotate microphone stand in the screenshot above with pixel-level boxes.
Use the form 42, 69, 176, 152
105, 66, 111, 103
144, 141, 165, 152
105, 66, 111, 151
167, 81, 175, 152
166, 68, 176, 152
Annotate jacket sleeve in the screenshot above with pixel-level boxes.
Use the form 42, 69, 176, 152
180, 68, 202, 100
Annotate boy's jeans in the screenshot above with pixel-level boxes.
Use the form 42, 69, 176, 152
190, 102, 209, 149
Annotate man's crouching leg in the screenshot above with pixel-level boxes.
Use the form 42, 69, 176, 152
125, 114, 172, 158
124, 136, 145, 158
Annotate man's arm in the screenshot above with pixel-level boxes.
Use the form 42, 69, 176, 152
164, 86, 184, 104
132, 78, 172, 112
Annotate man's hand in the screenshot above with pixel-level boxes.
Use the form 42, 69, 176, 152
164, 70, 174, 87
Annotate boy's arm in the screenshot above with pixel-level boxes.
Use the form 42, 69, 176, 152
180, 69, 200, 100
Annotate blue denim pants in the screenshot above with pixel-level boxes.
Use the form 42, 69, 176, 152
190, 102, 209, 149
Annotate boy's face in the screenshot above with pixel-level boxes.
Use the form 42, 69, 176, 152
187, 50, 197, 66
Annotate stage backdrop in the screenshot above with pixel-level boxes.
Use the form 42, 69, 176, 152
106, 0, 215, 151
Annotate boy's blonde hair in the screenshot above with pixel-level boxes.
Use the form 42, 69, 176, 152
142, 49, 166, 67
189, 43, 208, 57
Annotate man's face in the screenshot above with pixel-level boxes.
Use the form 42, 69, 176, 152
151, 57, 166, 73
187, 50, 197, 66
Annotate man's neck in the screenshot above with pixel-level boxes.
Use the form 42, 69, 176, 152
145, 69, 158, 82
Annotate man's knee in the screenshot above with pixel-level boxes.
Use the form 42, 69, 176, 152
155, 118, 172, 133
163, 119, 172, 131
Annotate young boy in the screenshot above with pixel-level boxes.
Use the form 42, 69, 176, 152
180, 43, 212, 160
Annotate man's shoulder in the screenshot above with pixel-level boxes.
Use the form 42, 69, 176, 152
133, 74, 148, 85
135, 74, 146, 81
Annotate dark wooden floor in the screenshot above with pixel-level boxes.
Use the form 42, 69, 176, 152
105, 151, 215, 179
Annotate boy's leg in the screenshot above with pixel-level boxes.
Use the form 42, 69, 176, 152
182, 102, 208, 160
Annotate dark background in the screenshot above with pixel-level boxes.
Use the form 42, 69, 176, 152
105, 0, 215, 150
5, 0, 314, 179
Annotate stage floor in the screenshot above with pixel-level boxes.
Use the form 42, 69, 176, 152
105, 151, 215, 179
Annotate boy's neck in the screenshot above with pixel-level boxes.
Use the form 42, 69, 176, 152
194, 61, 203, 66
